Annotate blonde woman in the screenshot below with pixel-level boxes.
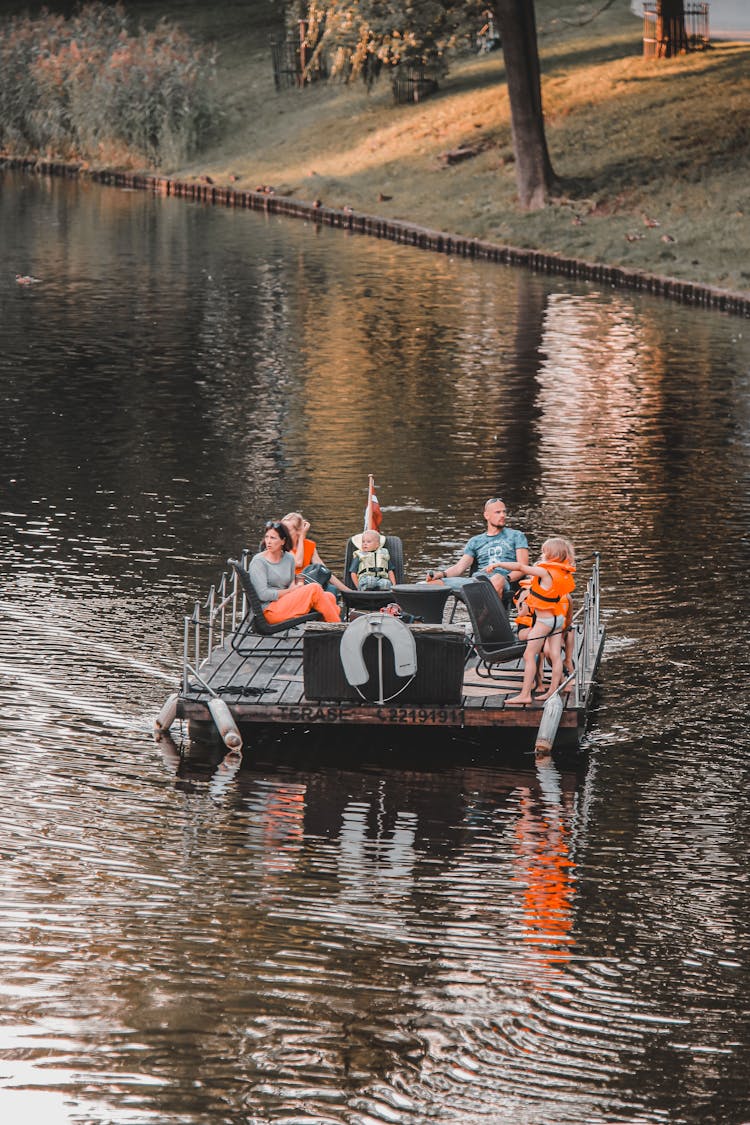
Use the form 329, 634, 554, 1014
282, 512, 348, 594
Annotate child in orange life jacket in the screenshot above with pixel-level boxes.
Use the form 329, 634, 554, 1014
518, 577, 576, 687
512, 577, 546, 691
512, 578, 534, 640
514, 576, 570, 693
505, 537, 576, 705
555, 536, 577, 688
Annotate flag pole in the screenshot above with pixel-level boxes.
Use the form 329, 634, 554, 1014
365, 474, 375, 532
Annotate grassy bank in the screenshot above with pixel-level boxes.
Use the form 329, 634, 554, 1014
7, 1, 750, 296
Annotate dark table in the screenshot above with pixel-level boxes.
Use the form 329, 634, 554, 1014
340, 588, 396, 619
392, 583, 454, 624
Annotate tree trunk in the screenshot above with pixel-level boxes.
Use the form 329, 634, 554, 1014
492, 0, 556, 210
656, 0, 688, 57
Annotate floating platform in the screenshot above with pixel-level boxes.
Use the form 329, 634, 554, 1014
163, 556, 605, 752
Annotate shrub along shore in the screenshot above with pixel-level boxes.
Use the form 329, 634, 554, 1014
2, 0, 749, 307
0, 3, 216, 168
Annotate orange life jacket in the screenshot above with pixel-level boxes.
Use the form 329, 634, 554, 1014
525, 560, 576, 617
513, 579, 534, 629
294, 538, 316, 575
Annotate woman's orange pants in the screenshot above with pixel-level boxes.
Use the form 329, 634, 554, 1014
263, 583, 340, 624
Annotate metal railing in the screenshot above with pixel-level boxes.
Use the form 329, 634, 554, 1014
182, 550, 248, 694
570, 552, 603, 708
270, 19, 327, 91
391, 64, 439, 104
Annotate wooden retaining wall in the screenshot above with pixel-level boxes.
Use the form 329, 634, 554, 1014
3, 155, 748, 318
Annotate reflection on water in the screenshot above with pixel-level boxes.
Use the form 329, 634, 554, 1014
513, 760, 575, 971
1, 167, 749, 1123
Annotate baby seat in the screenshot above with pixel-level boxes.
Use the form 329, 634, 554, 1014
341, 534, 405, 616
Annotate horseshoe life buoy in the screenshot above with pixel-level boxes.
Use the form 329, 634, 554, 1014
339, 613, 418, 687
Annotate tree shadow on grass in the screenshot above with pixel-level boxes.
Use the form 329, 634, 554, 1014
541, 32, 643, 75
439, 31, 640, 100
549, 44, 750, 200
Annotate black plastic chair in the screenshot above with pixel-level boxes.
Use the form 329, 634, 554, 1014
343, 534, 404, 587
446, 560, 514, 622
227, 558, 322, 652
460, 574, 527, 677
340, 535, 405, 617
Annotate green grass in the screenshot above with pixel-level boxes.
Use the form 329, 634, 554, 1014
5, 0, 750, 294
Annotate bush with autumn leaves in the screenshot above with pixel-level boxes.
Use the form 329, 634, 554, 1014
0, 2, 217, 167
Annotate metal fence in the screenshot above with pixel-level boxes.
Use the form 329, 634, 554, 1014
270, 20, 326, 90
270, 35, 301, 90
643, 3, 710, 56
391, 65, 439, 105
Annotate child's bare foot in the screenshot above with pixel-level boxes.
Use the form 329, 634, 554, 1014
505, 693, 532, 706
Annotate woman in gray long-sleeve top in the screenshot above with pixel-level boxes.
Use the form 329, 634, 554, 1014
249, 521, 341, 625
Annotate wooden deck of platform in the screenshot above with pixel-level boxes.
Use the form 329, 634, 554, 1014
168, 553, 606, 747
176, 624, 601, 736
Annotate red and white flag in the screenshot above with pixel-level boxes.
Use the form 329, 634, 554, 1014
364, 473, 383, 531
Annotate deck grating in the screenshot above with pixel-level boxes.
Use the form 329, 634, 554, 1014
178, 625, 589, 731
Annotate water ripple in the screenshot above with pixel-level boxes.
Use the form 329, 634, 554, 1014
1, 169, 749, 1124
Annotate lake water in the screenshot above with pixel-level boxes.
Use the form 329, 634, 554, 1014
1, 167, 749, 1125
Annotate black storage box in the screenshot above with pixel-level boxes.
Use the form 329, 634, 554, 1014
303, 622, 466, 704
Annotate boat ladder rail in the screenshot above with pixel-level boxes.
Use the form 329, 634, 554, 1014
567, 551, 603, 708
182, 549, 250, 695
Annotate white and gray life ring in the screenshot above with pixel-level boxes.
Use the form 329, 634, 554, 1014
339, 613, 418, 699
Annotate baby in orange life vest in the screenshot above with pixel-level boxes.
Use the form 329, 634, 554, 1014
505, 537, 576, 705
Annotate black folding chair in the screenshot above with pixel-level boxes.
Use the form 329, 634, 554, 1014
227, 558, 322, 653
447, 560, 515, 622
459, 574, 527, 678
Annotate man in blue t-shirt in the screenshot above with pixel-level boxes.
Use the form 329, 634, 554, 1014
426, 497, 529, 599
